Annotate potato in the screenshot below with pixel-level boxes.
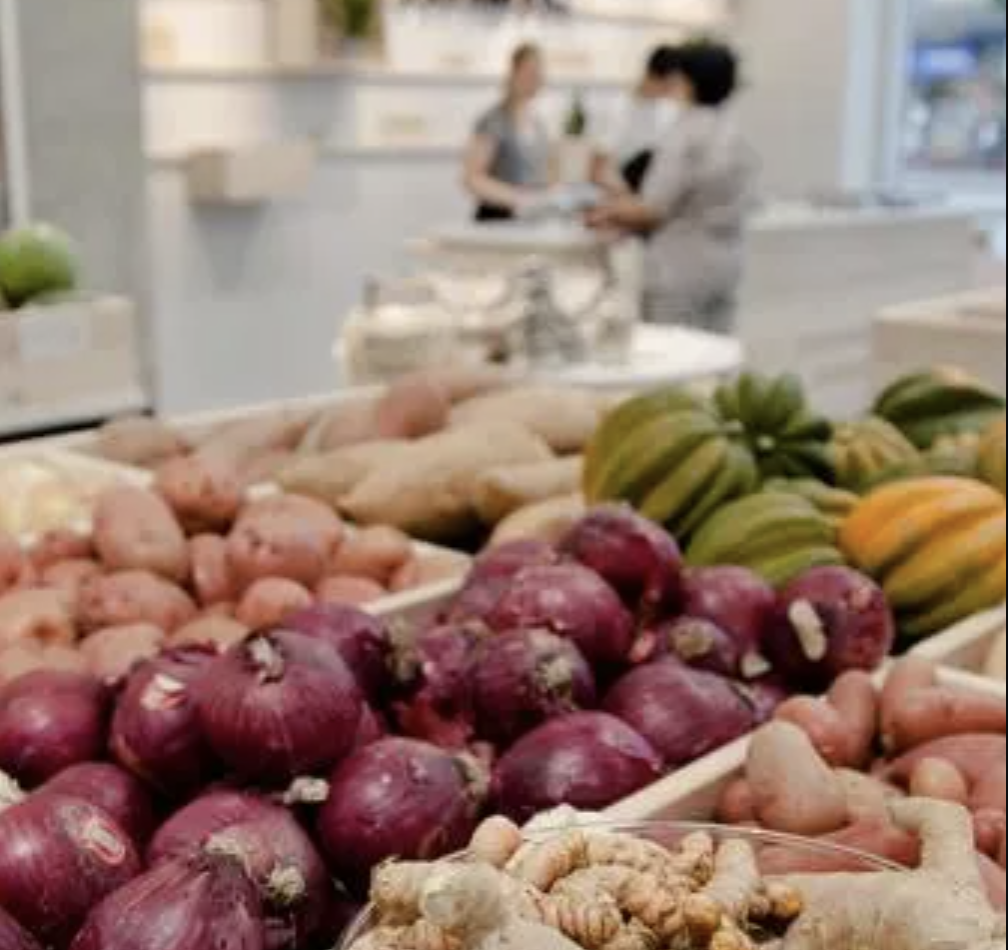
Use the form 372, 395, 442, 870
488, 494, 586, 548
93, 416, 189, 468
39, 559, 103, 603
170, 615, 249, 653
154, 455, 244, 534
329, 527, 413, 585
374, 376, 451, 441
471, 457, 583, 525
0, 643, 85, 687
298, 401, 379, 454
241, 450, 297, 486
0, 534, 33, 596
81, 623, 165, 685
449, 387, 605, 454
236, 578, 313, 629
0, 588, 76, 649
747, 721, 848, 836
315, 576, 386, 607
189, 534, 236, 607
78, 570, 197, 634
341, 423, 552, 543
227, 495, 345, 589
276, 441, 412, 509
29, 529, 93, 573
93, 486, 189, 583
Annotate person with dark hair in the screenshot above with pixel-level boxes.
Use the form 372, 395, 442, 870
593, 44, 686, 193
587, 41, 757, 334
463, 44, 552, 222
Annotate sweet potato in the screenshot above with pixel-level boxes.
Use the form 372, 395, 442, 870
154, 455, 244, 534
974, 809, 1007, 860
170, 615, 249, 653
880, 655, 937, 739
716, 778, 757, 824
884, 685, 1006, 753
227, 495, 345, 589
0, 534, 33, 596
774, 697, 852, 768
0, 588, 76, 649
449, 387, 604, 454
78, 570, 197, 634
92, 486, 189, 583
747, 721, 848, 836
972, 762, 1007, 813
987, 629, 1006, 683
29, 529, 93, 573
488, 494, 587, 548
80, 623, 165, 685
328, 527, 413, 585
236, 578, 313, 629
340, 423, 552, 543
374, 376, 451, 441
276, 441, 412, 509
93, 416, 189, 468
826, 671, 879, 768
471, 457, 583, 525
908, 757, 970, 805
758, 818, 920, 875
884, 734, 1006, 790
315, 576, 386, 607
188, 534, 236, 607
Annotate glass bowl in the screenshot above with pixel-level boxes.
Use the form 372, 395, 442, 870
337, 819, 903, 948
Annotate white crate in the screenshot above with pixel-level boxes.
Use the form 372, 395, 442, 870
912, 605, 1006, 686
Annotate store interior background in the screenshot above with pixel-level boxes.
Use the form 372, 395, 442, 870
5, 0, 1006, 423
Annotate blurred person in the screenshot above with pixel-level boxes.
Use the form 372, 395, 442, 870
586, 41, 757, 335
463, 43, 552, 221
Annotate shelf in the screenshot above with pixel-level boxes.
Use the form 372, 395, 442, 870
0, 389, 149, 443
149, 142, 462, 168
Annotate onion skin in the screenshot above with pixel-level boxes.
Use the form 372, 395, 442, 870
636, 617, 742, 678
0, 794, 140, 948
281, 604, 391, 703
471, 628, 597, 747
559, 505, 683, 618
764, 567, 896, 692
444, 541, 558, 623
317, 738, 488, 893
0, 906, 41, 950
69, 854, 264, 950
196, 630, 363, 784
110, 648, 218, 798
487, 564, 635, 670
604, 660, 755, 768
680, 567, 775, 659
491, 712, 663, 824
0, 672, 109, 787
39, 764, 156, 847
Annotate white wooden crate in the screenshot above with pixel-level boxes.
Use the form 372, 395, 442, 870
911, 605, 1006, 687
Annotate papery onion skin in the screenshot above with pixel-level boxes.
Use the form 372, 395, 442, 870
486, 564, 635, 670
604, 659, 755, 768
444, 541, 558, 623
281, 604, 390, 703
636, 617, 742, 678
69, 854, 264, 950
150, 794, 330, 950
471, 628, 597, 747
196, 630, 363, 784
39, 763, 156, 847
491, 712, 663, 824
0, 794, 140, 949
680, 567, 776, 659
110, 647, 218, 798
0, 906, 41, 950
317, 738, 488, 893
559, 505, 683, 619
0, 671, 109, 787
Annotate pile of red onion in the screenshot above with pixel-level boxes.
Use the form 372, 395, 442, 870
0, 505, 896, 948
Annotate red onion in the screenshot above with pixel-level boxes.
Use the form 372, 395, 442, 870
604, 659, 755, 768
39, 764, 155, 847
445, 541, 558, 623
471, 628, 597, 746
281, 604, 390, 703
196, 630, 363, 784
0, 907, 41, 950
764, 567, 895, 691
110, 647, 218, 798
352, 703, 386, 751
487, 564, 635, 669
559, 505, 683, 619
149, 792, 330, 950
0, 794, 140, 948
317, 738, 488, 893
69, 853, 264, 950
390, 622, 487, 749
0, 671, 109, 787
634, 617, 742, 678
736, 675, 790, 725
491, 712, 663, 823
681, 567, 776, 664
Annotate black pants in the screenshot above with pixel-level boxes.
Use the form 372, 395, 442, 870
475, 204, 514, 223
622, 151, 654, 193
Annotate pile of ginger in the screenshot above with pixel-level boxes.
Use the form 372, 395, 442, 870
346, 801, 1006, 950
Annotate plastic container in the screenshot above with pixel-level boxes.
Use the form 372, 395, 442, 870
337, 819, 903, 948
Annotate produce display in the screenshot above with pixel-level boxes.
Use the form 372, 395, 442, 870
0, 480, 468, 687
714, 655, 1006, 910
0, 222, 80, 310
587, 368, 1007, 637
346, 801, 1004, 950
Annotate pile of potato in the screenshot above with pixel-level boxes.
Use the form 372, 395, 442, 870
0, 478, 467, 688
